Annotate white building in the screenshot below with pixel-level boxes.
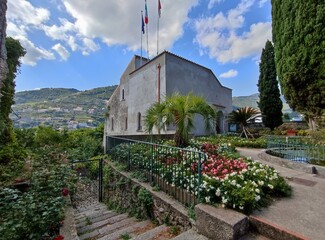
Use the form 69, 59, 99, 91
104, 51, 232, 140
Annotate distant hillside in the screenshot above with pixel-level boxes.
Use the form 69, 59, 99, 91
12, 85, 117, 129
12, 87, 295, 129
15, 88, 79, 104
232, 93, 291, 112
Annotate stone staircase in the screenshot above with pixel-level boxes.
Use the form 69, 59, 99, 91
73, 201, 209, 240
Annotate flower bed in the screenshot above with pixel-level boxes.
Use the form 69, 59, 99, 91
112, 139, 291, 213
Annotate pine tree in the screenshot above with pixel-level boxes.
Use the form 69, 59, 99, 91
271, 0, 325, 128
257, 40, 283, 130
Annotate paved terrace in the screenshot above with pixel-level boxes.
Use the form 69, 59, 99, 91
237, 148, 325, 240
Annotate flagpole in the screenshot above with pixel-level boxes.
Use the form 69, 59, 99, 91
157, 14, 159, 55
141, 11, 143, 66
157, 0, 161, 55
145, 0, 149, 60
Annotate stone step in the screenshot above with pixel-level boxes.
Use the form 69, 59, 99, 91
74, 204, 107, 218
96, 220, 152, 240
76, 211, 119, 228
131, 224, 169, 240
171, 229, 209, 240
77, 213, 129, 233
74, 202, 104, 213
79, 217, 138, 240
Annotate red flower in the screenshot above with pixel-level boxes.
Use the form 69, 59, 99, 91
53, 235, 64, 240
61, 188, 69, 196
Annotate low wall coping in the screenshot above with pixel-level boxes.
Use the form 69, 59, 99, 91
195, 204, 249, 240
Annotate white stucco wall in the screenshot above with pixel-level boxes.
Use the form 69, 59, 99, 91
165, 54, 232, 135
104, 52, 232, 139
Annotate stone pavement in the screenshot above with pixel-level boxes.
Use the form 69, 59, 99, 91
237, 148, 325, 240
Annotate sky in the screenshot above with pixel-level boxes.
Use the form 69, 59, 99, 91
7, 0, 272, 97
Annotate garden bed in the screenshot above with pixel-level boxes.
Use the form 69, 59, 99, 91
109, 137, 291, 214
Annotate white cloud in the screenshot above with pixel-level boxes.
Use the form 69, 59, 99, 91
52, 43, 70, 61
42, 18, 76, 41
7, 0, 200, 65
258, 0, 268, 8
219, 69, 238, 78
194, 0, 271, 63
62, 0, 199, 56
7, 0, 50, 26
17, 36, 55, 66
208, 0, 224, 10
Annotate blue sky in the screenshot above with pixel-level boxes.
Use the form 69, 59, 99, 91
7, 0, 272, 96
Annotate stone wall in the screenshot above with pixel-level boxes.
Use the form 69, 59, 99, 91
0, 0, 8, 102
103, 163, 192, 231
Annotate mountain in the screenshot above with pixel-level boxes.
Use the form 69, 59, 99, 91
12, 86, 117, 129
12, 87, 294, 129
232, 93, 292, 112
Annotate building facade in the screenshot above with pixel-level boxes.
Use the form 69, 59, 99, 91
104, 51, 232, 140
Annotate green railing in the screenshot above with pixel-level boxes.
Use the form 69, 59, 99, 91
106, 136, 206, 205
266, 136, 325, 164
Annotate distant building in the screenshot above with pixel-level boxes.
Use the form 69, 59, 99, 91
104, 51, 232, 141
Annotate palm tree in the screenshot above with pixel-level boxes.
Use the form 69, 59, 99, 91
228, 107, 260, 138
145, 93, 216, 147
144, 101, 168, 135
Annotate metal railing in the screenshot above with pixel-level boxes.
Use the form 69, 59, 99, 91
106, 136, 206, 205
266, 136, 325, 164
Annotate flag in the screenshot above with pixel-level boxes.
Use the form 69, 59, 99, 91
141, 12, 145, 34
158, 0, 162, 18
145, 0, 149, 24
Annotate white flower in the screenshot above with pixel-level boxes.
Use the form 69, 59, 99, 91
236, 184, 241, 188
255, 188, 260, 194
215, 188, 221, 197
231, 180, 236, 186
268, 184, 274, 189
239, 206, 244, 210
222, 197, 228, 204
233, 204, 236, 209
258, 180, 264, 186
205, 197, 210, 203
255, 195, 261, 201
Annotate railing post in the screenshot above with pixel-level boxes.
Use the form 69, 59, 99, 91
197, 152, 203, 203
99, 158, 103, 202
128, 141, 131, 171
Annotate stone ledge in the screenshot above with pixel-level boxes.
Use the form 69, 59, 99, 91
249, 216, 310, 240
195, 204, 249, 240
60, 197, 79, 240
259, 151, 325, 179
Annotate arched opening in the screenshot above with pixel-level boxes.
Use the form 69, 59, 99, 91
111, 118, 114, 131
125, 117, 128, 130
216, 111, 224, 134
122, 89, 125, 100
137, 112, 142, 131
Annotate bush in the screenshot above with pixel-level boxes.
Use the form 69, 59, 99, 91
0, 163, 77, 239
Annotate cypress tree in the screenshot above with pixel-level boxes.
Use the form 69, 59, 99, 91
271, 0, 325, 127
257, 40, 283, 130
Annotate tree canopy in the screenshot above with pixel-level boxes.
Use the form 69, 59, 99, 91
271, 0, 325, 124
257, 40, 283, 130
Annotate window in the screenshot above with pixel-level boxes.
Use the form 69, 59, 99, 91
137, 112, 142, 131
122, 89, 125, 100
111, 118, 114, 131
125, 117, 128, 130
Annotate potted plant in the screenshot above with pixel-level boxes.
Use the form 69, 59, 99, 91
286, 129, 297, 136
